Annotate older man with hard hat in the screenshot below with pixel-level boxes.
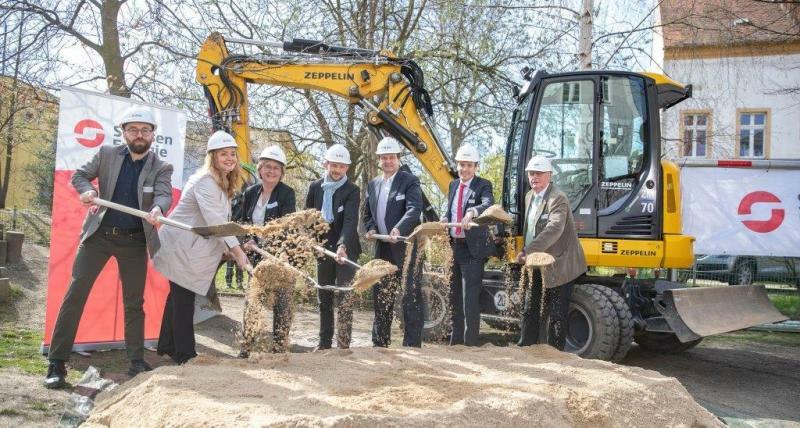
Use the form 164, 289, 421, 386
154, 130, 251, 364
441, 144, 495, 346
516, 155, 586, 350
363, 136, 423, 347
236, 145, 297, 355
45, 106, 173, 388
306, 144, 361, 350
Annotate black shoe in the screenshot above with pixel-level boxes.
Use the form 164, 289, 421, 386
128, 359, 153, 377
44, 360, 67, 389
237, 349, 250, 359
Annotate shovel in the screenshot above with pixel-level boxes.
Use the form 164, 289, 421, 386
92, 198, 249, 237
312, 245, 362, 270
442, 204, 513, 229
250, 246, 352, 292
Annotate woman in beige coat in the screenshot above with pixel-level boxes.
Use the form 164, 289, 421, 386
154, 130, 251, 364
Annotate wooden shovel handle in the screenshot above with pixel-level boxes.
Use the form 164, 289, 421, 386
372, 234, 408, 242
92, 198, 194, 231
313, 245, 362, 269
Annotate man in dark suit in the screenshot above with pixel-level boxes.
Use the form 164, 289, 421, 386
516, 155, 586, 350
306, 144, 361, 350
363, 136, 423, 347
442, 144, 494, 346
45, 106, 173, 388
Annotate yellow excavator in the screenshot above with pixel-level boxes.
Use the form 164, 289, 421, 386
196, 32, 785, 360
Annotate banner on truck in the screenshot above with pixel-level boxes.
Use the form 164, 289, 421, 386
681, 165, 800, 257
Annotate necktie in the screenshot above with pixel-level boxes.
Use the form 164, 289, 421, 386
525, 194, 543, 245
455, 182, 466, 236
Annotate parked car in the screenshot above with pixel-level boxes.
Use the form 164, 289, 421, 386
682, 255, 800, 287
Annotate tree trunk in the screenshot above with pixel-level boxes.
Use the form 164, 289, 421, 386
579, 0, 593, 70
0, 18, 23, 209
100, 0, 130, 97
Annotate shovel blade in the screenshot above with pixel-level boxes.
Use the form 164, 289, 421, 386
660, 284, 787, 342
192, 222, 249, 237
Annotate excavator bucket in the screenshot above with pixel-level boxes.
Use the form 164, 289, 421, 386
659, 284, 787, 343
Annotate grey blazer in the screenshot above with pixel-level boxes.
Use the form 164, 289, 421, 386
522, 185, 587, 287
71, 145, 173, 257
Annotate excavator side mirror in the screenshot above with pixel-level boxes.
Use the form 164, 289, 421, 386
520, 66, 533, 81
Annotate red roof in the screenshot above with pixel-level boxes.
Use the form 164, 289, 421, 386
660, 0, 800, 49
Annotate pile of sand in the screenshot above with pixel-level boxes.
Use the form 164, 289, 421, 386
84, 345, 721, 427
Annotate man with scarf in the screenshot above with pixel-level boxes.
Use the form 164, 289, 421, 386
306, 144, 362, 350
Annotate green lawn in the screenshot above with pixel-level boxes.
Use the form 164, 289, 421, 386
0, 329, 47, 376
769, 294, 800, 320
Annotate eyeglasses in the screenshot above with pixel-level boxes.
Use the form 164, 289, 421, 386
124, 128, 154, 136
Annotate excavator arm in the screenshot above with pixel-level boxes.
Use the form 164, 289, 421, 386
195, 32, 456, 192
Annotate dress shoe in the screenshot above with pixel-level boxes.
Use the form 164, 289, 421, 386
312, 344, 332, 352
128, 359, 153, 377
44, 360, 67, 389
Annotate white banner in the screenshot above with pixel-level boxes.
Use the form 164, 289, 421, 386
56, 87, 185, 186
681, 166, 800, 256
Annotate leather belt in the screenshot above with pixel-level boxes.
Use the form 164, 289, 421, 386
451, 237, 467, 244
100, 226, 144, 235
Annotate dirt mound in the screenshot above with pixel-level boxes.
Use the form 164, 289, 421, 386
84, 345, 721, 427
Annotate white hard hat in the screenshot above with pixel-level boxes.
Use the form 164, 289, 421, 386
207, 130, 238, 152
375, 136, 402, 155
117, 106, 158, 129
259, 145, 286, 165
324, 144, 351, 165
525, 155, 553, 172
455, 144, 480, 162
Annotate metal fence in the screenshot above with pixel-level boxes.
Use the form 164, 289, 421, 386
0, 207, 52, 245
674, 254, 800, 291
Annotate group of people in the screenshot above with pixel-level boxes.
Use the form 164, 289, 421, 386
44, 105, 586, 389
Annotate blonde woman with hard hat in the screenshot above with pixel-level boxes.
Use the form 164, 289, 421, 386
153, 130, 252, 364
441, 144, 495, 346
45, 106, 173, 389
304, 144, 362, 350
362, 136, 423, 347
516, 155, 586, 350
235, 145, 297, 355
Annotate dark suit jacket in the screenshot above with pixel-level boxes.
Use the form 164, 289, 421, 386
237, 181, 296, 224
522, 184, 587, 287
362, 170, 422, 265
71, 144, 173, 257
306, 179, 362, 260
443, 176, 494, 260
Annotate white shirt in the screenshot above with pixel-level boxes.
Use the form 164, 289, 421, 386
375, 171, 398, 235
252, 192, 270, 226
449, 178, 475, 238
525, 184, 549, 243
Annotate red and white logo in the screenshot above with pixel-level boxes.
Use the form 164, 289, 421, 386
74, 119, 105, 148
737, 191, 784, 233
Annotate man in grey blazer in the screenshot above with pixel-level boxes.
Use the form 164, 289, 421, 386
363, 137, 422, 347
516, 155, 586, 350
441, 144, 494, 346
45, 106, 173, 388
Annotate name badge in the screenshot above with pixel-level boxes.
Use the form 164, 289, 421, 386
540, 214, 549, 220
266, 201, 278, 209
337, 205, 344, 213
468, 198, 475, 204
143, 186, 154, 193
395, 194, 405, 201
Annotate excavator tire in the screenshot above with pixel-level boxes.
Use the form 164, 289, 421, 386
565, 283, 620, 361
395, 272, 451, 342
596, 286, 634, 362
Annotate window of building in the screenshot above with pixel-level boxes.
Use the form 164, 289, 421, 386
682, 113, 709, 157
738, 111, 768, 158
